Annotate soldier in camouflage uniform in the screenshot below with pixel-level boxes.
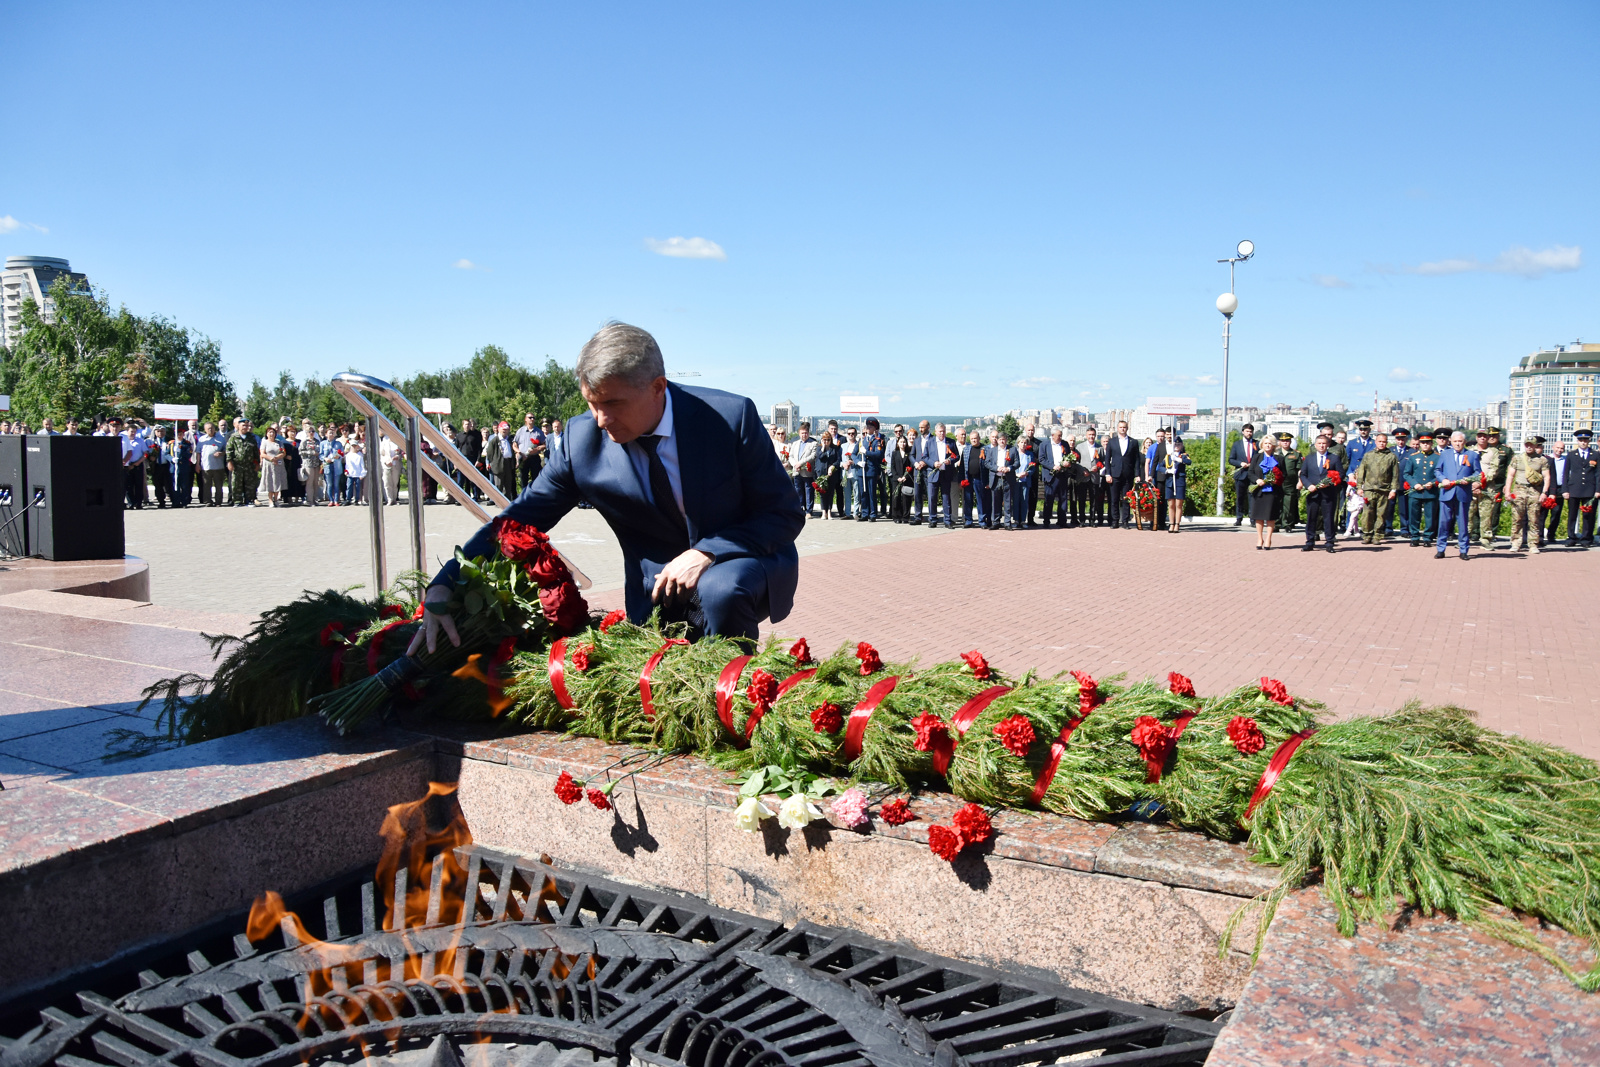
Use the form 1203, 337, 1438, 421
1506, 435, 1551, 553
1471, 427, 1511, 549
225, 417, 261, 507
1354, 432, 1399, 544
1276, 432, 1301, 532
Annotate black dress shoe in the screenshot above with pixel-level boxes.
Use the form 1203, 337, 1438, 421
1233, 517, 1242, 526
1301, 545, 1313, 551
1326, 546, 1337, 553
1434, 549, 1446, 559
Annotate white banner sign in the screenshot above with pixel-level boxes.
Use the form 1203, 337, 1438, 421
1146, 396, 1198, 416
839, 395, 879, 414
153, 402, 200, 420
0, 395, 9, 411
422, 397, 453, 415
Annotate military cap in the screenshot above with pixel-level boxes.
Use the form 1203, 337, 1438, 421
1535, 436, 1547, 445
1433, 426, 1454, 439
1524, 435, 1539, 445
1416, 432, 1434, 442
1486, 427, 1502, 435
1354, 418, 1373, 427
1275, 431, 1293, 441
1576, 428, 1594, 439
1316, 420, 1335, 431
1393, 427, 1410, 438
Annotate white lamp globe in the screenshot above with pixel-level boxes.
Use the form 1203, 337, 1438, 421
1216, 292, 1239, 316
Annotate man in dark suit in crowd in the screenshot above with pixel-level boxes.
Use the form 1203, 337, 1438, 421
411, 323, 804, 646
1104, 420, 1141, 529
1015, 433, 1039, 527
1146, 427, 1172, 530
1228, 423, 1259, 527
959, 429, 989, 528
1299, 435, 1340, 552
1545, 440, 1568, 545
1038, 428, 1074, 528
987, 432, 1017, 531
1564, 428, 1598, 547
1078, 427, 1106, 525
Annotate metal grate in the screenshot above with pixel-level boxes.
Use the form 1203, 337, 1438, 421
0, 846, 1219, 1067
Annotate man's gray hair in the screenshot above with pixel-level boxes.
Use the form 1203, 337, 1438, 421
577, 322, 666, 390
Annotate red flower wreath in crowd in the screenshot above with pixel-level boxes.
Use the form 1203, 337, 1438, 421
856, 641, 883, 676
1227, 715, 1266, 755
599, 609, 626, 633
553, 771, 583, 805
992, 715, 1035, 758
880, 798, 916, 825
1167, 672, 1196, 699
746, 669, 779, 712
1259, 677, 1294, 707
790, 637, 814, 665
811, 702, 843, 734
960, 650, 991, 680
910, 712, 949, 751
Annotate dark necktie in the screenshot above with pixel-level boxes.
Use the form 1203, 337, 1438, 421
637, 434, 689, 544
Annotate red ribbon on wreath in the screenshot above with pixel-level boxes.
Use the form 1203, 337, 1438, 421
1031, 715, 1087, 803
777, 668, 817, 699
1244, 727, 1319, 820
929, 685, 1013, 775
715, 654, 754, 739
842, 675, 900, 760
548, 636, 574, 711
366, 619, 411, 676
639, 638, 690, 719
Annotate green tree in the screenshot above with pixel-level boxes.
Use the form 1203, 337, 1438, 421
243, 379, 273, 425
997, 413, 1022, 441
103, 351, 159, 419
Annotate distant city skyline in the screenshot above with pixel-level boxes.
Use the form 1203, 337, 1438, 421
4, 4, 1594, 418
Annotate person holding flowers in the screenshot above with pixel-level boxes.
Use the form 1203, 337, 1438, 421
1246, 434, 1283, 549
1506, 435, 1552, 553
1434, 430, 1482, 560
1299, 434, 1341, 552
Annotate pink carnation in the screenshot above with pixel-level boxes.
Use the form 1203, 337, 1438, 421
829, 787, 870, 830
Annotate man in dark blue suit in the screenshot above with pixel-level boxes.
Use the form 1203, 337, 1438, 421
1434, 430, 1481, 559
411, 323, 804, 647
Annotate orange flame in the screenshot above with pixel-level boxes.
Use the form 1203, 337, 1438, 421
452, 653, 516, 717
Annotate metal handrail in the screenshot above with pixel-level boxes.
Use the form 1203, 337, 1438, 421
330, 372, 590, 594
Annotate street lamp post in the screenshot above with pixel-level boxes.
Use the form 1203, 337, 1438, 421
1214, 240, 1254, 516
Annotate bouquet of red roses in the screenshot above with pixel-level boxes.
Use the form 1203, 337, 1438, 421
1542, 495, 1558, 510
1249, 466, 1284, 496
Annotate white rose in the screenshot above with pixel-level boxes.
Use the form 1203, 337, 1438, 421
734, 796, 773, 833
777, 793, 822, 830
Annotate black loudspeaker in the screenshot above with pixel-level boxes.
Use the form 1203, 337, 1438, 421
0, 435, 26, 557
23, 435, 124, 561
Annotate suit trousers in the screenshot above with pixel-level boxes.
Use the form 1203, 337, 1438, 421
123, 464, 145, 509
912, 468, 935, 521
990, 482, 1015, 527
1110, 474, 1135, 527
791, 474, 815, 514
150, 465, 172, 507
1304, 489, 1338, 546
1039, 479, 1067, 526
642, 557, 769, 643
1089, 479, 1108, 525
1232, 470, 1251, 519
1069, 479, 1089, 525
861, 465, 882, 515
1568, 499, 1597, 545
1405, 496, 1437, 541
1437, 496, 1472, 555
962, 484, 988, 527
175, 463, 194, 506
518, 454, 542, 494
1544, 497, 1565, 544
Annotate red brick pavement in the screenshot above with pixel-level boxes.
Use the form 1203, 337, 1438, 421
607, 525, 1600, 759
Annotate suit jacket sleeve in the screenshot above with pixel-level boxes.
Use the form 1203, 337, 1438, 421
690, 396, 806, 564
432, 433, 585, 587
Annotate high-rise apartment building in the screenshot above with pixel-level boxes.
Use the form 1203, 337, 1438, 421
1, 256, 90, 348
771, 400, 800, 434
1507, 343, 1599, 446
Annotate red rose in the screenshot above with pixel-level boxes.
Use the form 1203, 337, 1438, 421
1329, 470, 1343, 486
1167, 672, 1196, 698
880, 798, 916, 825
960, 650, 991, 680
910, 712, 949, 752
952, 802, 993, 844
539, 581, 589, 634
1259, 677, 1294, 707
599, 609, 626, 633
554, 771, 583, 805
523, 548, 570, 587
1227, 715, 1266, 755
571, 644, 593, 672
789, 637, 814, 665
1130, 715, 1173, 765
928, 825, 964, 862
587, 787, 611, 811
1403, 481, 1411, 491
961, 479, 969, 488
856, 641, 883, 675
992, 715, 1035, 758
380, 604, 407, 619
493, 517, 550, 562
319, 621, 348, 647
746, 669, 779, 710
811, 702, 843, 733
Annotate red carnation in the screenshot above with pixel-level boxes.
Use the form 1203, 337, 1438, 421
1227, 715, 1266, 755
910, 712, 949, 752
1328, 470, 1343, 486
380, 603, 406, 619
961, 479, 970, 488
1259, 677, 1294, 707
586, 787, 611, 811
1167, 672, 1196, 698
539, 581, 589, 634
789, 637, 814, 665
927, 825, 964, 862
960, 650, 992, 680
1402, 481, 1411, 491
992, 715, 1035, 758
880, 798, 916, 825
493, 517, 550, 562
746, 668, 779, 710
1130, 715, 1173, 765
1071, 670, 1103, 715
951, 803, 993, 844
599, 608, 626, 633
553, 771, 583, 805
570, 644, 593, 672
811, 702, 843, 733
856, 641, 883, 675
319, 621, 347, 647
523, 549, 569, 586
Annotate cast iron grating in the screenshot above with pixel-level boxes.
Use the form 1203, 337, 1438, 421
0, 846, 1219, 1067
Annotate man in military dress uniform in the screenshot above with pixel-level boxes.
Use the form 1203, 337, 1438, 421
1506, 436, 1551, 553
1354, 431, 1398, 545
1275, 432, 1301, 532
225, 417, 261, 507
1400, 432, 1438, 546
1564, 428, 1599, 548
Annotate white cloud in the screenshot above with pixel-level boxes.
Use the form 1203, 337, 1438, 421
961, 380, 977, 388
1388, 367, 1428, 383
1195, 374, 1219, 386
454, 258, 494, 271
645, 236, 727, 260
905, 382, 933, 390
1311, 273, 1352, 289
1348, 375, 1365, 384
0, 215, 47, 234
1009, 377, 1057, 389
886, 394, 902, 405
1413, 244, 1581, 278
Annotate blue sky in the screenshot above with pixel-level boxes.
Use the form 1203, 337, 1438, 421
5, 2, 1595, 418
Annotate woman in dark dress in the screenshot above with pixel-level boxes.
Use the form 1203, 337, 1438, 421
816, 430, 843, 519
889, 436, 914, 523
1247, 436, 1283, 549
1162, 438, 1190, 533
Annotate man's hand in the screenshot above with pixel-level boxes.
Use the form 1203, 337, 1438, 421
405, 584, 461, 656
652, 549, 715, 606
1387, 490, 1396, 500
